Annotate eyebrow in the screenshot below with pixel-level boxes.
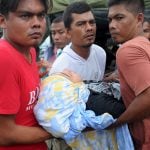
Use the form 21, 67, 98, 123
15, 10, 46, 15
108, 13, 125, 19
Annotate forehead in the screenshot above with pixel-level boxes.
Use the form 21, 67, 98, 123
15, 0, 45, 13
71, 11, 94, 23
51, 22, 65, 30
143, 21, 150, 28
108, 4, 129, 18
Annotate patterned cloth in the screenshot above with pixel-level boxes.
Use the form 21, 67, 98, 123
34, 75, 134, 150
85, 81, 121, 100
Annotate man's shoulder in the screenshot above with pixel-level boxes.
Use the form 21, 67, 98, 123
49, 53, 71, 74
0, 39, 9, 49
91, 44, 106, 56
117, 36, 150, 60
92, 43, 104, 49
0, 40, 12, 57
122, 36, 149, 49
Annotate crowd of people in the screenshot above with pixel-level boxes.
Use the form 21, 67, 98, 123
0, 0, 150, 150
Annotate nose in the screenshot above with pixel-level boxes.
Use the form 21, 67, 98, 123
109, 20, 117, 31
32, 16, 41, 28
53, 33, 60, 41
86, 22, 93, 31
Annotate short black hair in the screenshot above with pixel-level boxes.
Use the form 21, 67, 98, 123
108, 0, 145, 15
63, 1, 93, 29
52, 15, 63, 24
0, 0, 52, 16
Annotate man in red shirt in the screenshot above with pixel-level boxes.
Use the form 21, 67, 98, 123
108, 0, 150, 149
0, 0, 53, 149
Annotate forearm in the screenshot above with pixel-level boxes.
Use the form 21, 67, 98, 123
112, 88, 150, 127
0, 125, 52, 146
0, 115, 52, 146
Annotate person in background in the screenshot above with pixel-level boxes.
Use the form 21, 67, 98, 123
39, 35, 53, 61
108, 0, 150, 149
0, 0, 53, 149
143, 17, 150, 41
39, 15, 70, 64
51, 15, 70, 58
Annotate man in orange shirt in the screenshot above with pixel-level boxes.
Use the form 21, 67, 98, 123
108, 0, 150, 149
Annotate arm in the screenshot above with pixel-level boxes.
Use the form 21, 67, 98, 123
113, 46, 150, 126
0, 114, 52, 146
111, 87, 150, 127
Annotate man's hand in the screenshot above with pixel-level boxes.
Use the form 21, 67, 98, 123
37, 59, 52, 78
104, 70, 119, 82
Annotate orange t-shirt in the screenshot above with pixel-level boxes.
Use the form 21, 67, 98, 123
116, 36, 150, 150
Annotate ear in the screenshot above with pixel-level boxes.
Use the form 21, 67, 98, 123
0, 14, 7, 29
66, 28, 71, 39
137, 13, 144, 24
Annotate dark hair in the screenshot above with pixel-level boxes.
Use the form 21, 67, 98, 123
52, 15, 63, 24
108, 0, 145, 15
63, 1, 92, 29
0, 0, 53, 16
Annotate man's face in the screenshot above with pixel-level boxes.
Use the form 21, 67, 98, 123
68, 11, 96, 48
108, 4, 140, 44
143, 21, 150, 41
1, 0, 47, 48
51, 21, 69, 49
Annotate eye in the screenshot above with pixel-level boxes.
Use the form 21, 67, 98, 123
116, 16, 123, 21
51, 31, 55, 35
76, 22, 84, 26
89, 20, 96, 25
20, 14, 31, 20
38, 13, 46, 19
58, 30, 65, 34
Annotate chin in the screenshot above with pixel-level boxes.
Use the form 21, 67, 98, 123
32, 39, 42, 46
112, 38, 122, 44
83, 43, 92, 48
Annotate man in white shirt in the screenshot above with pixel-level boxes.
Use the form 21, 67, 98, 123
49, 1, 106, 82
50, 43, 106, 81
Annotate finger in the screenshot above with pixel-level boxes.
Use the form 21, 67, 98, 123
62, 69, 72, 76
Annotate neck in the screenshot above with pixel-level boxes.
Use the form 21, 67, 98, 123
133, 24, 145, 37
4, 37, 32, 63
71, 44, 90, 59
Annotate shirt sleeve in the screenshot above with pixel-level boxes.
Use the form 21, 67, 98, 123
117, 46, 150, 96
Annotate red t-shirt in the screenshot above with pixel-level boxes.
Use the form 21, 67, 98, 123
117, 36, 150, 150
0, 40, 47, 150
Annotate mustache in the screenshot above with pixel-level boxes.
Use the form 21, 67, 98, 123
83, 33, 95, 38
